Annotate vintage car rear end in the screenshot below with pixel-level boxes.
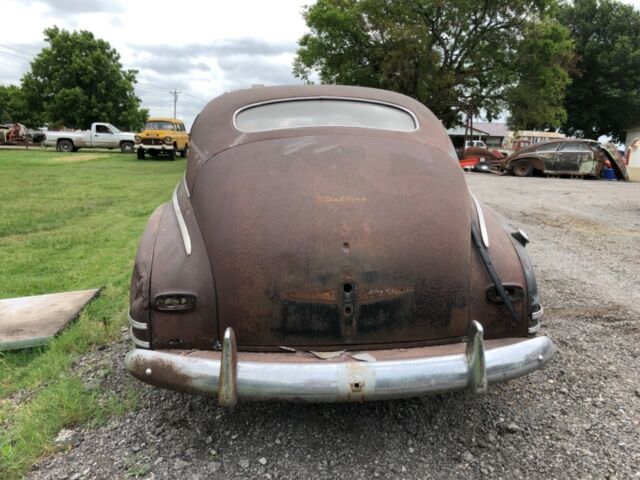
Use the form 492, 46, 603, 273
503, 139, 629, 180
126, 85, 553, 405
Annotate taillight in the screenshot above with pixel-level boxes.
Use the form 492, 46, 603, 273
153, 294, 196, 312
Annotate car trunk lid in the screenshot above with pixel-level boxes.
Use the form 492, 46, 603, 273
192, 135, 472, 349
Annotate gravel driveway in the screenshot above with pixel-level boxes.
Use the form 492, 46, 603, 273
29, 174, 640, 480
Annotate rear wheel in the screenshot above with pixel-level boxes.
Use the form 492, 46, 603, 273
136, 148, 145, 160
512, 159, 533, 177
57, 139, 73, 153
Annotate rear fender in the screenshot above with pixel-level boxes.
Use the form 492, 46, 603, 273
148, 182, 218, 349
469, 200, 529, 339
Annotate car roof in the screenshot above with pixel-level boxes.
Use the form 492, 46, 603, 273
537, 138, 598, 145
186, 84, 456, 186
147, 117, 183, 123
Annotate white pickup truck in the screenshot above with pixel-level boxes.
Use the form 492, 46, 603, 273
42, 122, 137, 153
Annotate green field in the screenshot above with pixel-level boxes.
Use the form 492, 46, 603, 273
0, 149, 184, 478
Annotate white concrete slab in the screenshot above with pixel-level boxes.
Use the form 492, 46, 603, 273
0, 289, 101, 351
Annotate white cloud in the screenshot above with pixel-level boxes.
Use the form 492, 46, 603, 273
0, 0, 311, 128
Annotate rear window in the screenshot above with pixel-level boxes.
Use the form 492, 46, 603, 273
234, 99, 418, 132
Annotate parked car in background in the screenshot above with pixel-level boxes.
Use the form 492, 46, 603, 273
465, 139, 487, 148
497, 139, 629, 180
42, 122, 136, 153
125, 85, 553, 405
134, 117, 189, 160
0, 123, 45, 145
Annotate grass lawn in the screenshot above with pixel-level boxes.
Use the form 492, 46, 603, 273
0, 148, 184, 479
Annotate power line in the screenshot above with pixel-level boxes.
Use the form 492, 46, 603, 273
0, 61, 21, 68
0, 49, 32, 62
135, 81, 170, 93
181, 91, 207, 104
0, 44, 38, 57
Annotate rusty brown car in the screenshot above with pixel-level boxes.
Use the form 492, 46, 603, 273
498, 139, 629, 180
126, 85, 553, 405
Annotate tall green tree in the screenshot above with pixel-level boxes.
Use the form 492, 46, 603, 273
506, 19, 574, 130
20, 27, 147, 130
0, 85, 28, 124
558, 0, 640, 141
294, 0, 574, 128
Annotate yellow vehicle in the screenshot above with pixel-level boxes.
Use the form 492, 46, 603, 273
135, 117, 189, 160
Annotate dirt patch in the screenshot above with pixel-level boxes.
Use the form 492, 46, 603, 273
51, 154, 109, 163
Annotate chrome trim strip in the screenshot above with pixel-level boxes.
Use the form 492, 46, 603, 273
470, 192, 490, 248
128, 312, 148, 330
182, 173, 190, 198
528, 321, 541, 335
531, 304, 544, 321
172, 186, 192, 256
125, 336, 554, 404
129, 327, 150, 349
232, 96, 420, 133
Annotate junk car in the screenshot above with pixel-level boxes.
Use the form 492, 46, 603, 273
497, 139, 629, 180
125, 85, 553, 405
135, 117, 189, 160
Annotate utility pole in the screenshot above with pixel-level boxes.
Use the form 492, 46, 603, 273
169, 89, 181, 119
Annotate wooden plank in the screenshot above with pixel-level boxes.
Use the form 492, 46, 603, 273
0, 289, 101, 351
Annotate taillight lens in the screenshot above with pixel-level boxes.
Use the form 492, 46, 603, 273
153, 294, 196, 312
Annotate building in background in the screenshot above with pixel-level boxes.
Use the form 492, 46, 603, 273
446, 125, 489, 150
473, 122, 510, 148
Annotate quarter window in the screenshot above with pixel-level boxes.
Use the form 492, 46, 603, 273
235, 99, 418, 132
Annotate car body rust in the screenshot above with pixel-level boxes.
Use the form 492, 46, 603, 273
126, 85, 551, 402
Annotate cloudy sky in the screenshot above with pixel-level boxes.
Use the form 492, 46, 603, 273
0, 0, 310, 129
2, 0, 640, 130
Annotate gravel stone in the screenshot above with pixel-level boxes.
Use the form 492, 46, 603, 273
54, 429, 76, 449
26, 175, 640, 479
505, 422, 521, 434
173, 458, 189, 470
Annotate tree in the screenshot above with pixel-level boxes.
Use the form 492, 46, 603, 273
506, 19, 574, 130
294, 0, 574, 128
558, 0, 640, 142
0, 85, 26, 124
20, 26, 147, 130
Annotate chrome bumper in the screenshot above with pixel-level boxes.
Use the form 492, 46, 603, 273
125, 322, 554, 405
137, 144, 174, 150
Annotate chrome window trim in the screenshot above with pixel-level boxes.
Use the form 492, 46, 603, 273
172, 185, 192, 256
130, 327, 150, 349
233, 96, 420, 133
182, 173, 190, 198
128, 312, 148, 330
470, 192, 490, 248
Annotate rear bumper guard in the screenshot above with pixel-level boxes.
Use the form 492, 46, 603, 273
124, 321, 554, 405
